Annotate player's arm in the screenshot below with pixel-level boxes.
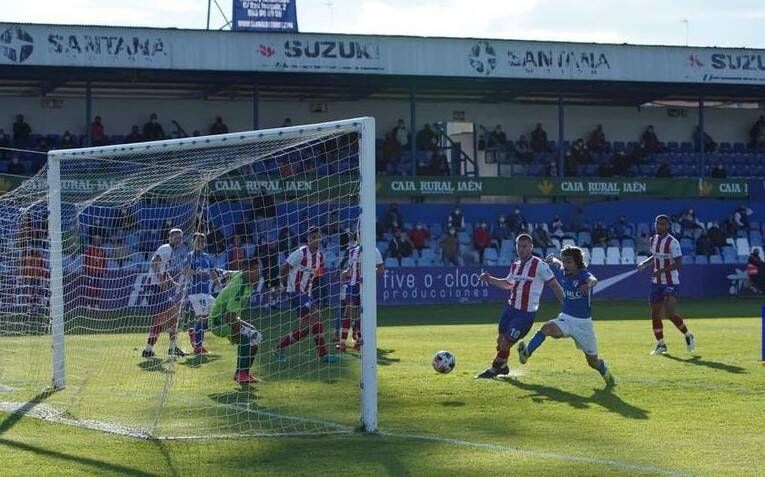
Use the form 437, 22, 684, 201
279, 262, 292, 289
663, 256, 682, 272
151, 254, 170, 287
479, 272, 513, 290
548, 278, 564, 304
579, 273, 598, 294
210, 267, 220, 287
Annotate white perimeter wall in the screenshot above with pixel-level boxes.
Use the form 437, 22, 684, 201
1, 95, 762, 147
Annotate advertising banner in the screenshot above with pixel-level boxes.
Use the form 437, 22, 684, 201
233, 0, 299, 32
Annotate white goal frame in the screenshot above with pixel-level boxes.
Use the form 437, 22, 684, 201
46, 117, 379, 432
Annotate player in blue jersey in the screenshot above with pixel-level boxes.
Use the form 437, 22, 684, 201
182, 233, 220, 355
517, 246, 615, 386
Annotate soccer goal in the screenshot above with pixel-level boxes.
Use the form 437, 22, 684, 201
0, 117, 378, 437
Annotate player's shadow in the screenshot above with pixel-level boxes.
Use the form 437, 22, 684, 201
208, 387, 261, 407
377, 348, 400, 366
137, 358, 171, 374
177, 354, 221, 369
662, 354, 747, 374
440, 401, 466, 407
501, 378, 649, 419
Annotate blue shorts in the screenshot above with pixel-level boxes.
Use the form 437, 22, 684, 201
498, 305, 536, 341
290, 292, 316, 316
345, 283, 361, 305
650, 284, 680, 304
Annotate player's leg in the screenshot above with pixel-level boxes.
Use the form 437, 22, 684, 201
333, 285, 346, 348
663, 291, 695, 351
166, 305, 185, 358
476, 307, 532, 378
233, 322, 262, 383
143, 287, 164, 358
275, 294, 312, 360
518, 316, 566, 364
585, 353, 614, 386
571, 318, 614, 385
649, 286, 667, 355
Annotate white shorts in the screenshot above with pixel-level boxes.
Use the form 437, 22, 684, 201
188, 294, 215, 317
548, 312, 598, 356
339, 284, 347, 301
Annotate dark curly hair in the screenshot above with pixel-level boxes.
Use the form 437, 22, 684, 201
560, 245, 586, 269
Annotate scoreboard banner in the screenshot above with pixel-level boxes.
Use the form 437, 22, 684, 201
1, 23, 764, 85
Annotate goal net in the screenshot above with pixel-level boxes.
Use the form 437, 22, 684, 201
0, 117, 378, 438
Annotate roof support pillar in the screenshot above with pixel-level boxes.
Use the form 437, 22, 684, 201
410, 86, 417, 177
698, 94, 705, 178
85, 80, 92, 147
558, 96, 565, 178
252, 82, 260, 130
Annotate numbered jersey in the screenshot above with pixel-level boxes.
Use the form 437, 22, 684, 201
286, 245, 324, 295
650, 234, 681, 285
184, 251, 215, 295
505, 256, 555, 312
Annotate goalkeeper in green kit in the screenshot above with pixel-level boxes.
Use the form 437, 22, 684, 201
209, 257, 263, 384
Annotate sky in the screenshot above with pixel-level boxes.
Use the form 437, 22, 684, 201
0, 0, 763, 48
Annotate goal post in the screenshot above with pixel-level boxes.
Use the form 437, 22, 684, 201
32, 117, 379, 436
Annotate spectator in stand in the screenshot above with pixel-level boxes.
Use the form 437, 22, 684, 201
427, 151, 450, 176
88, 218, 108, 243
749, 115, 765, 149
142, 113, 165, 141
641, 125, 661, 153
415, 123, 438, 152
83, 235, 107, 308
125, 125, 143, 143
636, 232, 651, 256
597, 161, 614, 177
35, 137, 49, 153
570, 138, 592, 164
493, 215, 513, 242
473, 221, 493, 264
710, 162, 727, 178
339, 227, 353, 252
563, 151, 578, 176
324, 209, 340, 236
515, 134, 533, 163
408, 222, 430, 256
723, 217, 738, 238
210, 116, 229, 135
381, 132, 400, 173
440, 227, 461, 266
13, 114, 31, 146
8, 155, 25, 174
531, 224, 553, 249
656, 162, 672, 177
693, 126, 717, 153
570, 207, 588, 232
508, 207, 527, 234
112, 237, 130, 268
387, 229, 413, 264
448, 207, 465, 232
90, 115, 107, 146
228, 234, 246, 270
0, 128, 9, 159
747, 249, 765, 293
733, 205, 752, 231
588, 124, 607, 152
679, 209, 704, 237
383, 203, 404, 233
545, 160, 558, 177
392, 119, 409, 148
695, 232, 714, 257
487, 125, 509, 162
591, 220, 609, 247
60, 130, 75, 149
277, 226, 293, 256
530, 123, 549, 153
706, 222, 727, 252
610, 215, 631, 240
550, 215, 565, 238
612, 151, 632, 177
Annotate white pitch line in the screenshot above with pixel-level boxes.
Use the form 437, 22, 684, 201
379, 431, 696, 477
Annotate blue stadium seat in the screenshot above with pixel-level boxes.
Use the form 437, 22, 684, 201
709, 255, 723, 264
733, 142, 747, 153
680, 142, 694, 153
577, 231, 592, 246
679, 238, 694, 255
484, 248, 498, 262
384, 258, 399, 268
694, 255, 709, 264
681, 256, 694, 265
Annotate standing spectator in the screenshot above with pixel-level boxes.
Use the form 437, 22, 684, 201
381, 132, 400, 173
125, 125, 143, 143
588, 124, 607, 152
408, 223, 430, 256
693, 126, 717, 153
550, 215, 565, 238
415, 123, 438, 152
515, 134, 533, 163
439, 227, 461, 266
487, 125, 508, 162
0, 128, 9, 159
531, 224, 553, 249
570, 207, 589, 232
493, 215, 513, 242
383, 203, 404, 233
90, 115, 107, 146
679, 209, 703, 237
60, 130, 75, 149
710, 162, 727, 178
210, 116, 229, 135
610, 215, 632, 240
142, 113, 165, 141
473, 221, 493, 264
83, 235, 107, 308
228, 234, 246, 270
447, 207, 465, 231
706, 222, 727, 251
591, 220, 609, 247
749, 115, 765, 149
8, 155, 25, 174
530, 123, 549, 153
508, 207, 527, 234
733, 205, 752, 231
13, 114, 31, 146
392, 119, 409, 148
387, 229, 413, 264
695, 232, 714, 257
641, 125, 661, 153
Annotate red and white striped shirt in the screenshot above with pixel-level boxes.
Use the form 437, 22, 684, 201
650, 233, 681, 285
346, 245, 384, 286
286, 245, 324, 295
505, 256, 556, 312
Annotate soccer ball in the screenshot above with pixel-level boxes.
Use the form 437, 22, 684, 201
432, 350, 456, 374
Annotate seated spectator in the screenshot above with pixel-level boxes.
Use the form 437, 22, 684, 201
493, 215, 513, 242
324, 209, 340, 236
35, 137, 49, 153
112, 237, 131, 268
656, 162, 672, 177
125, 125, 143, 143
706, 222, 727, 251
408, 223, 430, 256
515, 135, 533, 163
531, 224, 553, 249
415, 123, 438, 152
641, 125, 661, 153
550, 215, 565, 238
749, 115, 765, 149
610, 215, 631, 240
429, 151, 450, 176
679, 208, 703, 237
277, 226, 293, 256
508, 207, 527, 234
636, 232, 651, 256
392, 119, 409, 148
570, 207, 589, 232
8, 155, 25, 174
588, 124, 607, 152
487, 125, 509, 162
282, 117, 293, 127
733, 205, 752, 231
473, 221, 493, 264
447, 207, 465, 231
563, 152, 578, 176
612, 151, 632, 177
693, 126, 717, 153
530, 123, 548, 153
91, 115, 107, 146
746, 249, 765, 293
695, 232, 714, 257
710, 162, 727, 178
387, 229, 413, 263
597, 161, 615, 177
60, 130, 75, 149
381, 132, 401, 173
591, 220, 609, 247
570, 138, 591, 164
0, 128, 9, 159
439, 228, 460, 267
210, 116, 229, 135
228, 234, 246, 270
13, 114, 31, 146
383, 203, 404, 233
143, 113, 165, 141
116, 207, 138, 232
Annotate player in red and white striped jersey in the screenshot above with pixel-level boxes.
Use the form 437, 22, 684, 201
637, 215, 696, 355
476, 233, 564, 379
275, 227, 337, 363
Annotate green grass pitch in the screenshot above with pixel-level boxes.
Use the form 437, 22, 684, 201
0, 298, 763, 476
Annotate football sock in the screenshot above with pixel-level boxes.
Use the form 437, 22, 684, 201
597, 359, 607, 376
277, 328, 308, 350
194, 320, 204, 347
237, 341, 252, 372
526, 330, 546, 356
652, 318, 664, 341
311, 322, 327, 357
669, 314, 688, 334
340, 317, 351, 341
491, 349, 509, 369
